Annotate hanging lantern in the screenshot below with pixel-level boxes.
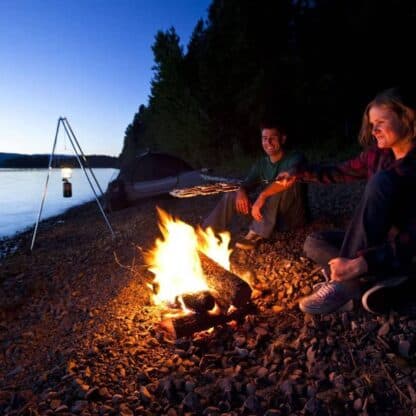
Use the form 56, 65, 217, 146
61, 167, 73, 198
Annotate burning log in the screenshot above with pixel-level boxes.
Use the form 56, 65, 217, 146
198, 251, 251, 310
181, 291, 215, 313
160, 303, 255, 339
158, 256, 254, 339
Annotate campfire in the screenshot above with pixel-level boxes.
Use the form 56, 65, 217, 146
146, 208, 253, 338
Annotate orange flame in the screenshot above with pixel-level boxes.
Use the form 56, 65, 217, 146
145, 207, 232, 306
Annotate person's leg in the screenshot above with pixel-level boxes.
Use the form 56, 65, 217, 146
250, 183, 308, 238
300, 230, 363, 314
202, 191, 237, 232
275, 182, 309, 231
303, 230, 345, 268
340, 171, 397, 258
301, 171, 407, 314
357, 171, 416, 313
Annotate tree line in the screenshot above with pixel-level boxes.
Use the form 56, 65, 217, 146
120, 0, 416, 168
1, 154, 118, 169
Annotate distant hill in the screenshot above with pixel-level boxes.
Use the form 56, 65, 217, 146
0, 153, 119, 168
0, 152, 22, 163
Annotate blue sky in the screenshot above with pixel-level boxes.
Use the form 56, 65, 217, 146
0, 0, 211, 156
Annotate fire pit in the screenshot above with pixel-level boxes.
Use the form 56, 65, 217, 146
145, 208, 253, 339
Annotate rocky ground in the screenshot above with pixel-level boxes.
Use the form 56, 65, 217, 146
1, 182, 416, 416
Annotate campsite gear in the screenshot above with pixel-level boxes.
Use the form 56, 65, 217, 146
299, 280, 361, 314
106, 179, 128, 211
106, 151, 201, 211
361, 276, 409, 314
62, 178, 72, 197
31, 117, 115, 250
105, 151, 241, 210
61, 166, 73, 197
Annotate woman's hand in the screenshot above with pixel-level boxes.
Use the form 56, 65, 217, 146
235, 188, 250, 215
329, 256, 368, 281
276, 171, 297, 187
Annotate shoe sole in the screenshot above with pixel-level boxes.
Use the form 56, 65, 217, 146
299, 299, 354, 314
235, 242, 255, 250
361, 276, 408, 314
235, 239, 263, 250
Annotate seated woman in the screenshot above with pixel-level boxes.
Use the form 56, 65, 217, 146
255, 87, 416, 314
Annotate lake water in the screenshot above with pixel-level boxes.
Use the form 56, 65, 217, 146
0, 168, 118, 239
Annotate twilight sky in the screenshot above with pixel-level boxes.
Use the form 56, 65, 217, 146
0, 0, 211, 156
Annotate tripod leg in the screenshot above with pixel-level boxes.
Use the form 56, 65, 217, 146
62, 118, 106, 197
61, 120, 116, 239
31, 118, 61, 250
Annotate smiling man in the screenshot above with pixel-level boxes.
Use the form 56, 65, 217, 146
202, 118, 309, 249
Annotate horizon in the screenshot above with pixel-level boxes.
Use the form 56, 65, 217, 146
0, 0, 211, 157
0, 151, 118, 157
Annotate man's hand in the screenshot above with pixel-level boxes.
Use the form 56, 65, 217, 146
249, 172, 297, 221
329, 256, 368, 282
235, 188, 250, 215
252, 194, 266, 221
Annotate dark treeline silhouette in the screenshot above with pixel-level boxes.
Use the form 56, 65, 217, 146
121, 0, 416, 167
2, 154, 119, 169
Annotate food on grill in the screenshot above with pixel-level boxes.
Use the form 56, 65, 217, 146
170, 182, 240, 198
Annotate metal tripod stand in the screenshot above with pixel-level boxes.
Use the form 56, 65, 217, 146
31, 117, 115, 250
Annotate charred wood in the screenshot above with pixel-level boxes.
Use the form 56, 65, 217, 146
181, 291, 216, 313
159, 303, 255, 339
198, 251, 251, 310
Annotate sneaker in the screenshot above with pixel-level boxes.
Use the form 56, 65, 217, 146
312, 282, 354, 312
361, 276, 409, 314
299, 281, 360, 314
235, 230, 264, 250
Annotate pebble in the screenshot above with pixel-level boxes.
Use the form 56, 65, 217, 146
71, 400, 88, 413
398, 340, 411, 357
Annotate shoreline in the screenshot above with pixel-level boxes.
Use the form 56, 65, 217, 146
0, 181, 365, 261
0, 200, 102, 260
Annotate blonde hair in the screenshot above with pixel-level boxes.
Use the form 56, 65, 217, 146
358, 87, 416, 146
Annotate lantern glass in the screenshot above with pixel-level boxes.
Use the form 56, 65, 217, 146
61, 167, 72, 180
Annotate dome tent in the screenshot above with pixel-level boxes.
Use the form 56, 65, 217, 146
105, 151, 203, 211
119, 150, 193, 182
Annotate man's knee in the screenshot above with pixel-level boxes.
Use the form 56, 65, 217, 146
303, 232, 325, 258
273, 183, 309, 230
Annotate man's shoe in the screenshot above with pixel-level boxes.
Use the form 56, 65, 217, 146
235, 230, 264, 250
299, 281, 360, 314
361, 276, 409, 314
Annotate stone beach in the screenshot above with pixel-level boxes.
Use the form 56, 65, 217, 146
1, 181, 416, 415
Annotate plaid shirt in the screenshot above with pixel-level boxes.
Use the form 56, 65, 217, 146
297, 145, 416, 275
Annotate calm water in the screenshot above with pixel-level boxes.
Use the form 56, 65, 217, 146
0, 168, 118, 239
